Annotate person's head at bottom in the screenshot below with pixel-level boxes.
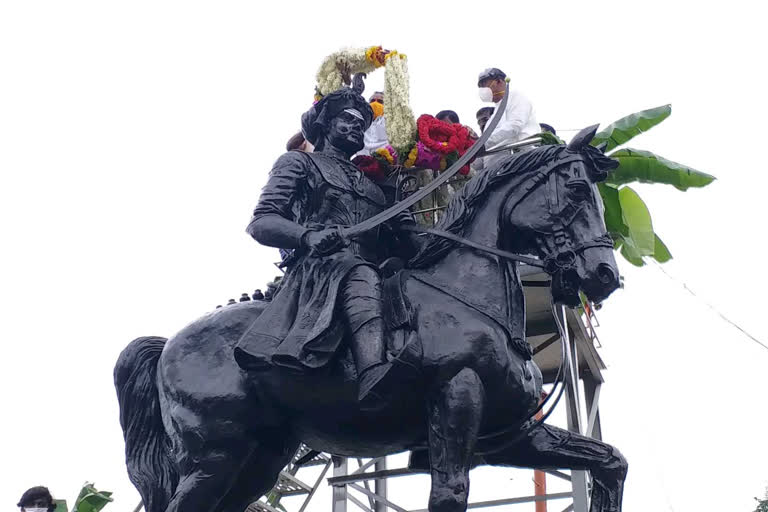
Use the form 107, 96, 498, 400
436, 110, 460, 125
18, 486, 56, 512
476, 107, 494, 133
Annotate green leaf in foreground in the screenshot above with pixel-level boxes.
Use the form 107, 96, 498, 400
607, 148, 715, 190
592, 104, 671, 152
598, 183, 626, 237
652, 233, 672, 263
72, 484, 113, 512
618, 237, 645, 267
618, 186, 655, 255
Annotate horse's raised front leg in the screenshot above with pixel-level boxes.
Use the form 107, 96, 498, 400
483, 423, 627, 512
427, 368, 485, 512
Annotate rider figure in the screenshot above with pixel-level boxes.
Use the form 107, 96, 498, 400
234, 84, 417, 410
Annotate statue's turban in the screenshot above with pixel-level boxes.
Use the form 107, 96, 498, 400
301, 87, 374, 147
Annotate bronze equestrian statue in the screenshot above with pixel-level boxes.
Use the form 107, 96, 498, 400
233, 85, 420, 411
115, 83, 628, 512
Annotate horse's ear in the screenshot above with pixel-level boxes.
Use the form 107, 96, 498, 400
568, 124, 600, 151
595, 141, 608, 153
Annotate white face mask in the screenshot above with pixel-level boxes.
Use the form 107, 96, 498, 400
478, 87, 494, 103
25, 508, 48, 512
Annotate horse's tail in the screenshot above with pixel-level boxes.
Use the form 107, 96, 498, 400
114, 336, 178, 512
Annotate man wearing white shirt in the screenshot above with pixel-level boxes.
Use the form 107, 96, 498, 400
477, 68, 540, 167
358, 91, 388, 156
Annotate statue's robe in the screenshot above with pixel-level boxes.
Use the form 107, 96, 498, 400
235, 150, 412, 372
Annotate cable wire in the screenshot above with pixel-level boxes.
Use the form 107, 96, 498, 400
651, 260, 768, 353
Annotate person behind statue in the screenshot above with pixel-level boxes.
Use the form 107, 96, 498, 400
476, 106, 494, 134
470, 107, 495, 173
286, 131, 314, 152
280, 133, 313, 262
357, 91, 388, 156
477, 67, 540, 166
433, 110, 476, 198
436, 109, 479, 140
17, 486, 56, 512
234, 82, 418, 410
435, 109, 459, 124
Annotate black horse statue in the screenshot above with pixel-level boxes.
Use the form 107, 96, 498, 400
115, 128, 627, 512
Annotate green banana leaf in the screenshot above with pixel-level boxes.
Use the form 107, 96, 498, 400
535, 131, 565, 146
607, 148, 715, 190
618, 186, 655, 255
71, 484, 112, 512
599, 183, 669, 265
616, 237, 645, 267
652, 233, 672, 263
591, 104, 671, 152
597, 183, 626, 237
54, 500, 68, 512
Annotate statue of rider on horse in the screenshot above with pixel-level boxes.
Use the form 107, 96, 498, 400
233, 79, 420, 411
115, 67, 629, 512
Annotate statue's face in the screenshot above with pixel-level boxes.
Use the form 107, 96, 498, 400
326, 111, 366, 156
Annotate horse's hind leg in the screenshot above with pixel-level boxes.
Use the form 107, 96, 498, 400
483, 424, 627, 512
427, 368, 485, 512
217, 437, 299, 512
166, 440, 255, 512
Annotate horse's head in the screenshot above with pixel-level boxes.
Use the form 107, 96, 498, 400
504, 125, 620, 306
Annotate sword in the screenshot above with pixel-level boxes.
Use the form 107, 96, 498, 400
341, 80, 511, 239
476, 136, 542, 157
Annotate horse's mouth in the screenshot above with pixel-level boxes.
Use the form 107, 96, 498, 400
551, 270, 581, 307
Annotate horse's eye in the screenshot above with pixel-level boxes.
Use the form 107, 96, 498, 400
566, 180, 590, 201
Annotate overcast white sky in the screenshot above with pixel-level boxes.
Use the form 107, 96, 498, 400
1, 1, 767, 511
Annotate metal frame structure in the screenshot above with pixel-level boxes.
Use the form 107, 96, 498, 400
249, 446, 334, 512
254, 265, 607, 512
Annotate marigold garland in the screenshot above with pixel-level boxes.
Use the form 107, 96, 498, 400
373, 145, 397, 166
404, 145, 419, 168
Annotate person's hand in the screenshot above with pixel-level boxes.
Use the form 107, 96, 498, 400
302, 228, 347, 256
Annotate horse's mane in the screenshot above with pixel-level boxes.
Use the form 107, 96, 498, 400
409, 145, 566, 268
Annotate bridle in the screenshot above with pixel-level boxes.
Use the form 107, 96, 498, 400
403, 153, 613, 275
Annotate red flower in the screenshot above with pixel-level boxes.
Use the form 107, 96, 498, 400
417, 115, 476, 159
352, 155, 387, 182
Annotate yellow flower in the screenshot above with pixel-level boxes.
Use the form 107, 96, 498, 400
405, 146, 418, 168
375, 147, 395, 165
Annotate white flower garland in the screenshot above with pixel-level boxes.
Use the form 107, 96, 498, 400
315, 47, 379, 97
314, 46, 417, 156
384, 53, 417, 154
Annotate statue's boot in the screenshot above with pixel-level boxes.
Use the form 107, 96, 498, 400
353, 319, 414, 411
343, 265, 416, 411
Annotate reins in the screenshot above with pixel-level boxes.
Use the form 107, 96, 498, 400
401, 224, 544, 267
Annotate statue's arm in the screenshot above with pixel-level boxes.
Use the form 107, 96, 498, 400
386, 209, 422, 259
247, 152, 310, 249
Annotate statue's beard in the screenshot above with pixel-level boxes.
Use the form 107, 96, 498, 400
328, 131, 364, 156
